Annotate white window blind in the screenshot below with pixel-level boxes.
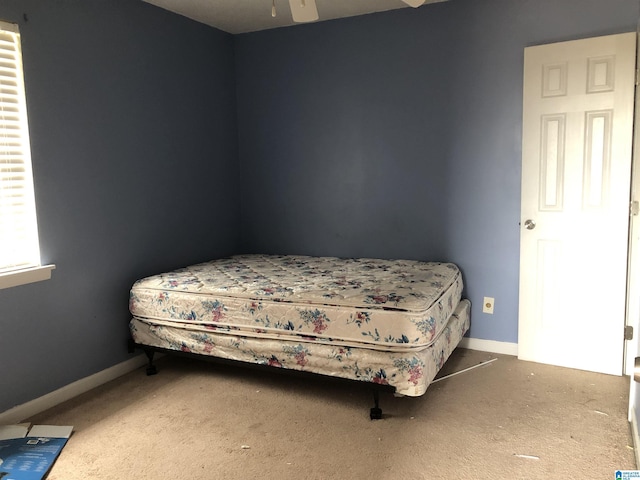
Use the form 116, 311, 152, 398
0, 20, 41, 273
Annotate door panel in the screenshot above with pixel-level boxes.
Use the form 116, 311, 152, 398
519, 33, 636, 376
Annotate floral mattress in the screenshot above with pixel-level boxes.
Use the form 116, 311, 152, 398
129, 299, 471, 397
129, 254, 464, 352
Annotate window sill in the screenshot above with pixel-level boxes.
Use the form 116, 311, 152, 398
0, 265, 56, 290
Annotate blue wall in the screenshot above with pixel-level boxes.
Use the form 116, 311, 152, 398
235, 0, 639, 344
235, 10, 452, 261
0, 0, 239, 413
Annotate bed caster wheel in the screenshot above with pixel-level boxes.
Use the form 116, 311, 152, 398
370, 407, 383, 420
143, 349, 157, 376
370, 388, 383, 419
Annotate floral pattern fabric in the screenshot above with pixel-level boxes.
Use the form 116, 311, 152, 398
129, 255, 463, 350
130, 299, 471, 397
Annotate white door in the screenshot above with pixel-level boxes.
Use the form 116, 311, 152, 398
519, 32, 636, 376
628, 26, 640, 444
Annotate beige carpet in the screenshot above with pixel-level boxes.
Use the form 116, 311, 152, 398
25, 348, 635, 479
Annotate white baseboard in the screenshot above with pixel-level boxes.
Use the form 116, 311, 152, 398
459, 337, 519, 356
0, 354, 148, 425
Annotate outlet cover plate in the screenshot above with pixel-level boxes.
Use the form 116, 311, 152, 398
483, 297, 494, 314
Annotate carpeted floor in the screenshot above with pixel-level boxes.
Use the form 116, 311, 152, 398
24, 348, 636, 479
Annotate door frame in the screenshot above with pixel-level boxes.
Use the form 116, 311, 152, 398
626, 24, 640, 439
625, 51, 640, 378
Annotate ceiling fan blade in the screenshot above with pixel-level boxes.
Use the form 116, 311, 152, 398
289, 0, 319, 23
401, 0, 426, 7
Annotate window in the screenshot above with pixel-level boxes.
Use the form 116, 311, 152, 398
0, 20, 53, 289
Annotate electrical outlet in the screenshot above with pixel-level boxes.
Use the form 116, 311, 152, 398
483, 297, 495, 314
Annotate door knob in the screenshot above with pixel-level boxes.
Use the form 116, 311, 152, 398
524, 219, 536, 230
635, 357, 640, 383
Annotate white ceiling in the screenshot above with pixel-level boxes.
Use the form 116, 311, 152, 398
142, 0, 448, 35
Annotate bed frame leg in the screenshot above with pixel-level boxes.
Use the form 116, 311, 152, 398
370, 389, 383, 420
144, 349, 157, 376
